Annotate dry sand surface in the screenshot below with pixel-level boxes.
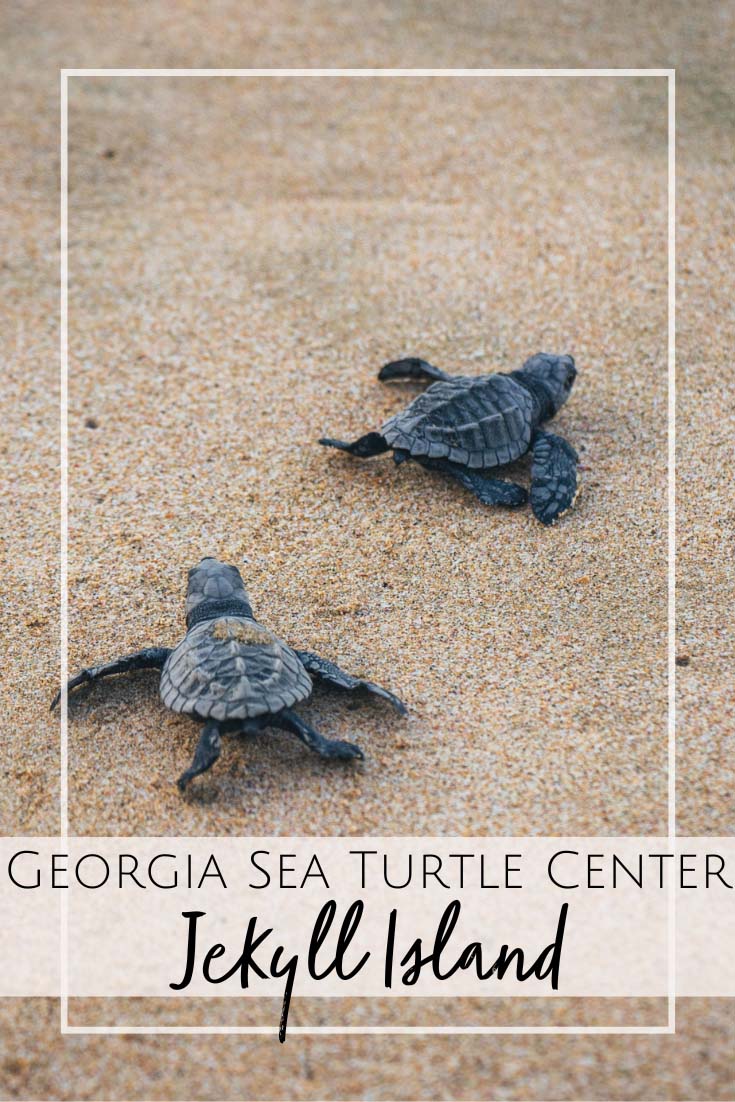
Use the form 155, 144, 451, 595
61, 71, 670, 836
1, 1, 733, 1099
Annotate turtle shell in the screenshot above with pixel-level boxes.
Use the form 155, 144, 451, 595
382, 373, 534, 469
159, 616, 312, 721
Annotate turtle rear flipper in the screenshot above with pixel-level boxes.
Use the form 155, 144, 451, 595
530, 430, 579, 525
177, 721, 222, 791
418, 457, 527, 508
270, 708, 364, 761
318, 432, 389, 458
378, 358, 451, 383
453, 469, 528, 508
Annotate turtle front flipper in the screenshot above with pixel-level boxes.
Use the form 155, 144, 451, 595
295, 650, 407, 715
318, 432, 389, 458
50, 646, 172, 710
378, 358, 451, 384
530, 429, 579, 525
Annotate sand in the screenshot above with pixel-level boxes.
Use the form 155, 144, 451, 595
64, 71, 672, 837
1, 1, 733, 1098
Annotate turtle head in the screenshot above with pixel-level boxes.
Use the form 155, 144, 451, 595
185, 557, 253, 629
519, 353, 577, 416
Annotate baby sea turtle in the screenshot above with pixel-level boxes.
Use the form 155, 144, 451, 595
51, 558, 406, 792
320, 353, 579, 525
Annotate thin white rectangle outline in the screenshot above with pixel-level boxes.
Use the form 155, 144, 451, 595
58, 67, 676, 1037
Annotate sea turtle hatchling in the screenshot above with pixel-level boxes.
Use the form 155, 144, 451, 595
319, 352, 580, 525
51, 557, 406, 792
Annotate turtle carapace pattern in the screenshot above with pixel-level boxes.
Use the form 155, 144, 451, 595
319, 353, 580, 525
51, 558, 406, 793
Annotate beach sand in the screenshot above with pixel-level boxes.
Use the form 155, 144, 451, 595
66, 71, 671, 836
1, 2, 733, 1098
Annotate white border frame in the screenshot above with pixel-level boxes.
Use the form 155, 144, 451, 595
59, 67, 676, 1037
